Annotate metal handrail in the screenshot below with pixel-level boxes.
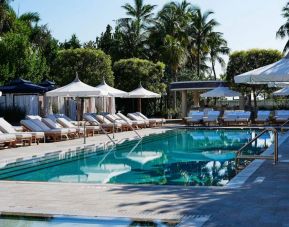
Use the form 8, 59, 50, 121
280, 119, 289, 133
112, 118, 142, 139
83, 120, 116, 145
235, 128, 278, 167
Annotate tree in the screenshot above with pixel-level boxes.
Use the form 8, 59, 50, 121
208, 32, 230, 80
226, 49, 283, 109
276, 2, 289, 53
0, 32, 48, 84
51, 48, 114, 86
60, 34, 81, 49
113, 58, 166, 115
0, 0, 14, 34
187, 8, 219, 78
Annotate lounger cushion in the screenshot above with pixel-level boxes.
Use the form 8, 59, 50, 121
0, 134, 16, 142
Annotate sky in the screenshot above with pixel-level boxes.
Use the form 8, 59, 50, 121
10, 0, 288, 75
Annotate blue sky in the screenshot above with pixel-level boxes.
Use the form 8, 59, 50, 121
10, 0, 288, 75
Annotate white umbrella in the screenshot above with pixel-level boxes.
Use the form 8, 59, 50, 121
128, 84, 161, 98
128, 84, 161, 112
273, 87, 289, 96
95, 79, 128, 97
46, 74, 107, 97
234, 55, 289, 84
268, 82, 289, 88
200, 86, 240, 98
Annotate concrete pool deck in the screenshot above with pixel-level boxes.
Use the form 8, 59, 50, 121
0, 126, 289, 226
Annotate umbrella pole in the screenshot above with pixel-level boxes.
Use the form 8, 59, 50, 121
137, 98, 142, 113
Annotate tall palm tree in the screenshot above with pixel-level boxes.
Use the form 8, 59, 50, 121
18, 12, 40, 28
121, 0, 156, 34
187, 8, 219, 78
276, 2, 289, 53
0, 0, 15, 34
208, 32, 230, 80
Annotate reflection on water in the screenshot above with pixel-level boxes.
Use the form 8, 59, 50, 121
0, 129, 273, 186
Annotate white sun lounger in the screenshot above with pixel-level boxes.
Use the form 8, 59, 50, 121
21, 119, 69, 142
0, 117, 41, 145
57, 117, 99, 136
203, 111, 220, 126
127, 113, 151, 127
135, 112, 165, 126
187, 111, 204, 126
42, 118, 78, 138
95, 115, 123, 132
0, 132, 16, 148
117, 113, 146, 129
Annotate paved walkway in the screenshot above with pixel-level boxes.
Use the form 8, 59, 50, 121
0, 127, 289, 226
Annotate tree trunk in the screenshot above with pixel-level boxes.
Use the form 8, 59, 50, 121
197, 43, 200, 78
211, 59, 217, 80
252, 87, 257, 110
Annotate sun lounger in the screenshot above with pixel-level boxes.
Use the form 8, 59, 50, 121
105, 114, 131, 131
127, 113, 151, 127
235, 111, 251, 125
223, 111, 237, 126
0, 132, 16, 148
48, 114, 83, 126
254, 111, 271, 125
203, 111, 220, 126
95, 115, 123, 132
83, 114, 114, 133
135, 112, 165, 126
0, 117, 42, 145
21, 119, 69, 142
186, 111, 204, 126
42, 118, 79, 138
26, 115, 42, 121
57, 117, 99, 136
274, 110, 289, 124
116, 112, 146, 129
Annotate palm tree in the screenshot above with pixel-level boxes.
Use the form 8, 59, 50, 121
208, 32, 230, 80
276, 2, 289, 53
18, 12, 40, 28
121, 0, 156, 35
187, 8, 219, 78
0, 0, 15, 34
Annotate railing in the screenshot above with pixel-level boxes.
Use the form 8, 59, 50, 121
280, 119, 289, 133
235, 128, 278, 169
112, 119, 142, 139
83, 120, 116, 145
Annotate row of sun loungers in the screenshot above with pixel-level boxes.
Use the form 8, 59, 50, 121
0, 112, 164, 148
186, 110, 289, 126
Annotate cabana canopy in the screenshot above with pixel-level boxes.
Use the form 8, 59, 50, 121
273, 87, 289, 96
0, 79, 48, 94
128, 84, 161, 98
200, 86, 240, 98
95, 79, 128, 97
234, 54, 289, 84
46, 74, 107, 97
39, 79, 56, 91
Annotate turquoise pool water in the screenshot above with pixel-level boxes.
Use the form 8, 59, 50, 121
0, 215, 177, 226
0, 129, 273, 186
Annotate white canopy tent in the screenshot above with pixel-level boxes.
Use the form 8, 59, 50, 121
46, 75, 107, 97
234, 54, 289, 84
46, 74, 108, 120
200, 86, 241, 98
273, 87, 289, 96
268, 82, 289, 88
95, 79, 128, 97
128, 84, 161, 112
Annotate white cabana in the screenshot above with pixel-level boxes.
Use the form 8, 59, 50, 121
273, 87, 289, 96
268, 82, 289, 88
128, 84, 161, 112
200, 86, 240, 98
46, 74, 107, 97
128, 84, 161, 98
95, 79, 128, 97
234, 54, 289, 84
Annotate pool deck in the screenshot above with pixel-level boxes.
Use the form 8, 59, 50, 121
0, 126, 289, 226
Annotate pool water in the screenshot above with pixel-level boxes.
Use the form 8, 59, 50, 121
0, 215, 177, 227
0, 129, 273, 186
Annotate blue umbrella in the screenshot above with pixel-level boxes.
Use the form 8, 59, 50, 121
0, 79, 48, 94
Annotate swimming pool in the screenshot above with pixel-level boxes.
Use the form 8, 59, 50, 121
0, 129, 273, 186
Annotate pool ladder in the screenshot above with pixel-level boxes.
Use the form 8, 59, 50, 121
235, 128, 278, 170
83, 119, 142, 145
